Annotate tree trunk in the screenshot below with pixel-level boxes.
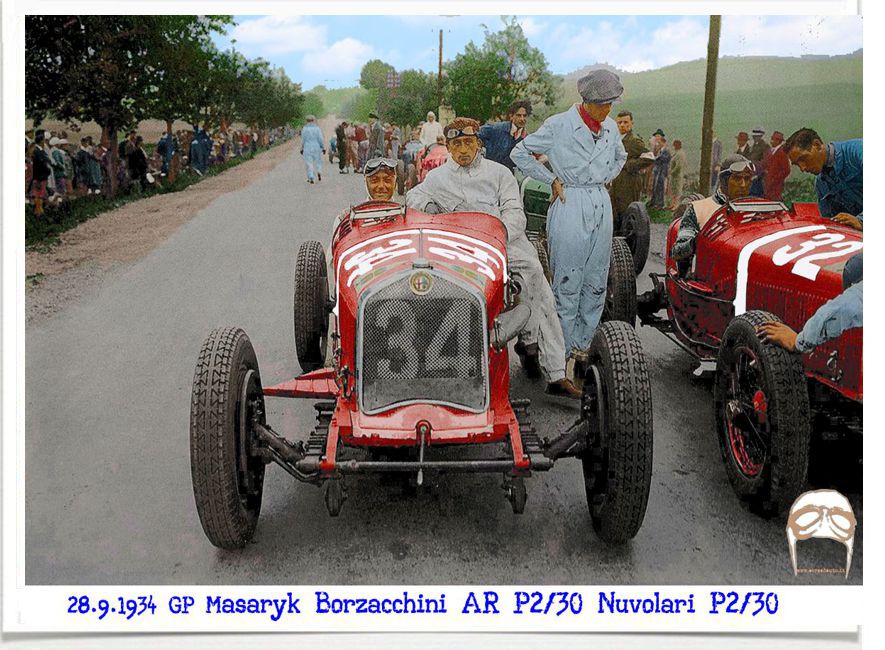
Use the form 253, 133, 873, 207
102, 124, 119, 198
166, 119, 173, 136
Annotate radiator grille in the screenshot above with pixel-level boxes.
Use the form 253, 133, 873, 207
359, 273, 487, 413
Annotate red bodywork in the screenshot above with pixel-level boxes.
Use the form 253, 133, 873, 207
266, 204, 529, 475
663, 198, 862, 402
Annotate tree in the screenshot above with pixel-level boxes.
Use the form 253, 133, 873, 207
149, 17, 233, 135
359, 59, 396, 92
444, 16, 557, 122
385, 70, 439, 127
340, 89, 378, 123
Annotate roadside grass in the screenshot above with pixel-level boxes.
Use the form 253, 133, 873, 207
25, 140, 288, 250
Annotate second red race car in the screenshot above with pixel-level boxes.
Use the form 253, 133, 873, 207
637, 197, 862, 515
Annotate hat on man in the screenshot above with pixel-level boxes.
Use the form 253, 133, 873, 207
736, 131, 749, 139
577, 69, 624, 104
49, 136, 61, 146
653, 128, 665, 137
771, 130, 785, 141
752, 126, 765, 136
368, 112, 379, 119
717, 153, 754, 189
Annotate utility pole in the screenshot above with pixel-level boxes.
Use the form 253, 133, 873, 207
699, 15, 721, 193
437, 29, 444, 107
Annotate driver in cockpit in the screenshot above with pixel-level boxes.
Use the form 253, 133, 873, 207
671, 153, 754, 262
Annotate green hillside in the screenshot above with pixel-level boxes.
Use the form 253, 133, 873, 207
544, 52, 862, 178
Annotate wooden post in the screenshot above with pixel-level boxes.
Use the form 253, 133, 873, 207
699, 15, 721, 193
437, 29, 443, 107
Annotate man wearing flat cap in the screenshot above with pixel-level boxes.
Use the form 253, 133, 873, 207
511, 69, 627, 362
747, 126, 770, 197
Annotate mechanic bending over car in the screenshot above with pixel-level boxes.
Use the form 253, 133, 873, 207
405, 117, 581, 398
784, 128, 862, 231
758, 254, 862, 353
671, 154, 754, 263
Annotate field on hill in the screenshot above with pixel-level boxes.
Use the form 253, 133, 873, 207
543, 53, 862, 179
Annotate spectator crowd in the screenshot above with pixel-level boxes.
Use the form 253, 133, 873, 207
26, 123, 295, 217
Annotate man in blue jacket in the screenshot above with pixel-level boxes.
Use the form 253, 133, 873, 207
479, 100, 531, 171
784, 128, 862, 230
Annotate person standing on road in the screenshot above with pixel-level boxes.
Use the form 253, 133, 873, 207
478, 99, 531, 172
390, 123, 402, 160
49, 136, 70, 203
355, 123, 369, 172
735, 131, 751, 157
762, 130, 790, 201
368, 112, 385, 158
419, 111, 444, 147
335, 121, 348, 174
747, 127, 770, 197
651, 135, 671, 209
511, 69, 627, 360
784, 128, 862, 230
300, 115, 325, 184
609, 110, 654, 218
408, 117, 579, 398
668, 139, 687, 209
30, 130, 52, 216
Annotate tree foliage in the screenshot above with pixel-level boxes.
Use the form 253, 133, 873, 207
444, 16, 557, 122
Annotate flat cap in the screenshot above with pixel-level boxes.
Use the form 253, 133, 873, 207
577, 69, 623, 104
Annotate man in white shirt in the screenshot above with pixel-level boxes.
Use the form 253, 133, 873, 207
407, 117, 578, 397
419, 111, 444, 147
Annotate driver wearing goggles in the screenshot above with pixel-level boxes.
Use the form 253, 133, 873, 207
671, 154, 755, 263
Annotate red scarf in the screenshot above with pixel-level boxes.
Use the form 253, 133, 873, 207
577, 104, 601, 134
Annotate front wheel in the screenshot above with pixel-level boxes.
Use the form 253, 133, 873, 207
190, 327, 266, 549
580, 321, 653, 544
714, 310, 811, 516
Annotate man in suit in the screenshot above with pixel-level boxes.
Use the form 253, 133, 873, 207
478, 100, 531, 172
609, 110, 653, 218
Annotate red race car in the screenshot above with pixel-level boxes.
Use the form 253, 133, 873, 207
190, 201, 654, 548
637, 197, 862, 515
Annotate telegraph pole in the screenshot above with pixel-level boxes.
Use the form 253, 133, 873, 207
437, 29, 444, 107
699, 15, 721, 192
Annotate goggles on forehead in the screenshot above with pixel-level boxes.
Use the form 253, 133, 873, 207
446, 126, 479, 140
364, 157, 398, 176
725, 160, 755, 174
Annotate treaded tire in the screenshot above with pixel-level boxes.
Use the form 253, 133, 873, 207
294, 241, 329, 373
602, 237, 637, 326
528, 233, 552, 283
190, 327, 266, 549
581, 321, 653, 544
618, 201, 651, 275
714, 310, 811, 516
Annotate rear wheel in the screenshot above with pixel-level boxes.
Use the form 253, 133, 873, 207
190, 327, 266, 549
714, 311, 811, 516
580, 321, 653, 543
293, 241, 329, 373
616, 202, 651, 275
602, 237, 637, 326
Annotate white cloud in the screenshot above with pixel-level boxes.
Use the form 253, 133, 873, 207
518, 17, 546, 38
647, 17, 708, 66
302, 38, 375, 75
231, 16, 326, 56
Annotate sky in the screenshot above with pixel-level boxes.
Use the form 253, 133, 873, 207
212, 15, 863, 90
